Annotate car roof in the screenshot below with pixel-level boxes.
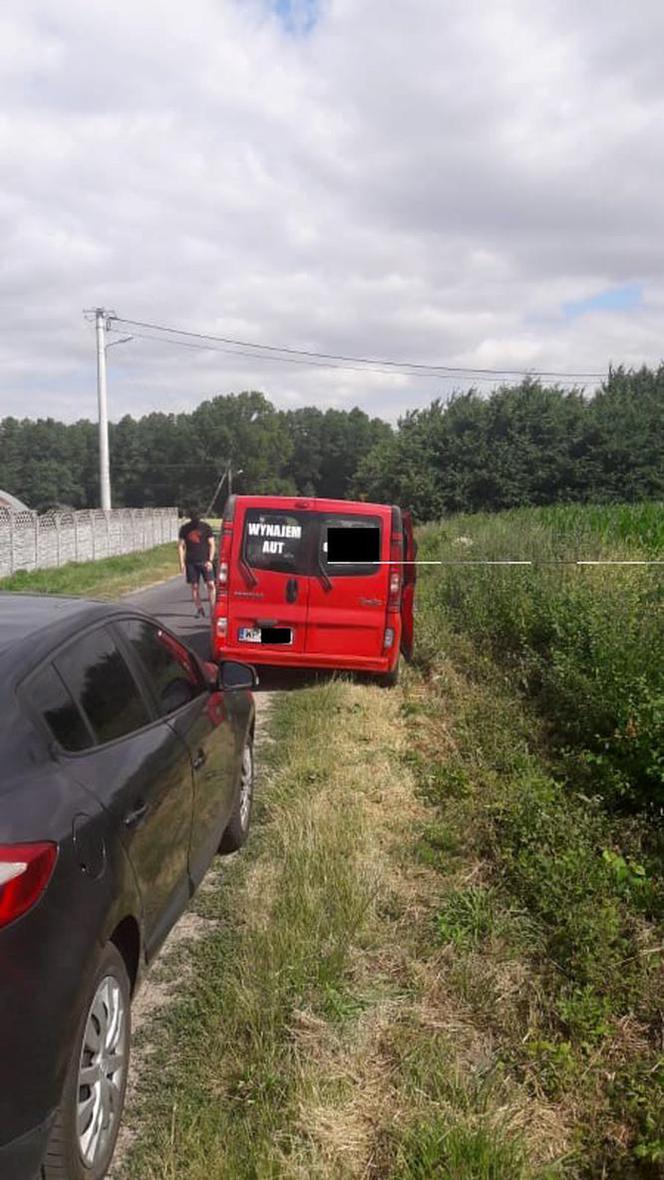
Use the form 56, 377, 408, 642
0, 592, 129, 671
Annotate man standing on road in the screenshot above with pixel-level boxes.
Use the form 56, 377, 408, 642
178, 507, 216, 618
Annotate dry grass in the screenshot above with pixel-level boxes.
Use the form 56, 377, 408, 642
119, 674, 575, 1180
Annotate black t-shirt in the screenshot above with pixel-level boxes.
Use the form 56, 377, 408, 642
179, 520, 213, 564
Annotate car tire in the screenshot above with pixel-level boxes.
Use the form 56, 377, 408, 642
219, 732, 254, 854
377, 657, 400, 688
42, 942, 131, 1180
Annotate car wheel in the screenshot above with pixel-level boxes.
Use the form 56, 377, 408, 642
377, 657, 400, 688
219, 732, 254, 854
42, 942, 131, 1180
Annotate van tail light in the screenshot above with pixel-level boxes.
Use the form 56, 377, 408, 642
217, 522, 233, 589
0, 843, 57, 930
388, 531, 403, 613
216, 617, 228, 638
384, 627, 395, 650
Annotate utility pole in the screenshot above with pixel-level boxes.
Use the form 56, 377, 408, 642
94, 308, 111, 510
84, 309, 132, 511
206, 461, 230, 518
206, 461, 244, 517
83, 307, 113, 510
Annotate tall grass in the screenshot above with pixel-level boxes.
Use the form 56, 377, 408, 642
409, 502, 664, 1172
417, 503, 664, 813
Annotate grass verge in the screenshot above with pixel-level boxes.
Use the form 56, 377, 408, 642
407, 505, 664, 1175
0, 543, 179, 599
117, 680, 571, 1180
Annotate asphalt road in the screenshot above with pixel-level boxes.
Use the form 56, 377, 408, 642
124, 574, 214, 664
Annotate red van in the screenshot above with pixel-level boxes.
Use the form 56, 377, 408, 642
210, 495, 416, 684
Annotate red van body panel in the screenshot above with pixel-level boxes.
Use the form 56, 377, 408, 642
211, 495, 415, 674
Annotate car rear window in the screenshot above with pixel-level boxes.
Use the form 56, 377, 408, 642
320, 514, 382, 577
243, 509, 310, 575
28, 663, 92, 752
55, 626, 152, 746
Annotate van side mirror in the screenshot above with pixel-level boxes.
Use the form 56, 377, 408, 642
218, 661, 258, 691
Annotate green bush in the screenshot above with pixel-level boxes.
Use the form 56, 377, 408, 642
417, 505, 664, 812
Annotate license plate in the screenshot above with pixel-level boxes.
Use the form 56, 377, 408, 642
238, 627, 262, 643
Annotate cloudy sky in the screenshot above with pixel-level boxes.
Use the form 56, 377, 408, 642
2, 0, 664, 424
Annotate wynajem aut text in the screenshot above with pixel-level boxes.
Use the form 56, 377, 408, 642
247, 521, 302, 555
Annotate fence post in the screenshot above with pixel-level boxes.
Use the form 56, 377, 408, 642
34, 513, 39, 571
73, 512, 78, 562
9, 513, 15, 575
55, 515, 61, 566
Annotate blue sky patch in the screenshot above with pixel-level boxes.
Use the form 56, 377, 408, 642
273, 0, 320, 34
563, 283, 643, 320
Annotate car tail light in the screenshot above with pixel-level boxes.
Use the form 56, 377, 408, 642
388, 531, 403, 613
0, 843, 57, 930
218, 561, 229, 587
216, 617, 228, 637
383, 627, 395, 649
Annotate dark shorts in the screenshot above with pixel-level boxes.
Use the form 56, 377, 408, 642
185, 561, 214, 585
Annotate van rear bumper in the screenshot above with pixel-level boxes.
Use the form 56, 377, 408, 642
212, 643, 398, 675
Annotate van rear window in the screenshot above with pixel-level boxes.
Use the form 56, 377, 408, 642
320, 514, 382, 576
243, 510, 310, 574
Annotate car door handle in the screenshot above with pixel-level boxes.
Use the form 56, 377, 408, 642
286, 578, 298, 603
123, 801, 148, 828
193, 748, 207, 770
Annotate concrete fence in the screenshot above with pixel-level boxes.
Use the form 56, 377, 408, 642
0, 507, 179, 579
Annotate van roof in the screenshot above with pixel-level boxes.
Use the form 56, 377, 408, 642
225, 494, 396, 515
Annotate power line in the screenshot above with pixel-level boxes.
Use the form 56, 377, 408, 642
108, 315, 606, 381
106, 326, 515, 385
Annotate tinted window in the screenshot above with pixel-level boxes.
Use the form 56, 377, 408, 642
55, 627, 151, 745
243, 510, 310, 575
118, 618, 204, 716
28, 663, 92, 752
320, 514, 382, 577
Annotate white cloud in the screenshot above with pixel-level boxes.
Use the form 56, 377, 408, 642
1, 0, 663, 426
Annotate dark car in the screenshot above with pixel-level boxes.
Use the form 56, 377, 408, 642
0, 593, 257, 1180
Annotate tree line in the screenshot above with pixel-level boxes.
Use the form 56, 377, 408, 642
0, 366, 662, 520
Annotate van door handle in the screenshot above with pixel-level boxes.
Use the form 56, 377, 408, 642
286, 578, 298, 603
193, 748, 207, 771
123, 800, 148, 828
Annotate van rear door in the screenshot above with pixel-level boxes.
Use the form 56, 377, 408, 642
400, 510, 417, 661
305, 509, 388, 662
228, 504, 311, 654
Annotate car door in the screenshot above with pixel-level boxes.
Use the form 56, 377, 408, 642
228, 505, 312, 656
53, 623, 195, 959
305, 510, 388, 661
401, 510, 417, 661
114, 616, 237, 889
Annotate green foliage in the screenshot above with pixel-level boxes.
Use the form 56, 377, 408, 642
435, 886, 497, 950
0, 392, 391, 510
391, 1120, 534, 1180
2, 365, 663, 516
418, 504, 664, 812
409, 506, 664, 1172
353, 368, 664, 520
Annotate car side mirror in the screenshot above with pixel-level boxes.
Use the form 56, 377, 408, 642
218, 660, 258, 691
